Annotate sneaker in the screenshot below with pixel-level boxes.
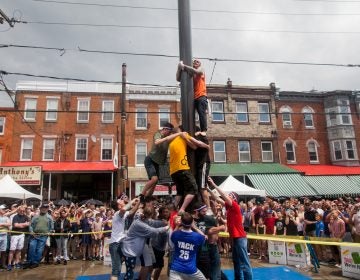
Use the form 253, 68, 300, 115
56, 259, 61, 265
73, 257, 77, 260
6, 265, 12, 271
335, 264, 342, 268
15, 264, 22, 269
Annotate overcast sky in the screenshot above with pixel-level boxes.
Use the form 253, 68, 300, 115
1, 0, 360, 106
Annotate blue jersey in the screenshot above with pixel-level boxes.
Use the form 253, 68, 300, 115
170, 230, 205, 274
315, 220, 324, 237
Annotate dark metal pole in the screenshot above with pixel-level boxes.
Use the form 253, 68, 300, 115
118, 63, 127, 196
178, 0, 194, 135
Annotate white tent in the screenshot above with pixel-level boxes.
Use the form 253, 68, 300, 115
0, 175, 42, 200
219, 175, 266, 197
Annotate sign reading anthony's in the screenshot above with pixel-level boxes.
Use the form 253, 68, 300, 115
0, 166, 42, 185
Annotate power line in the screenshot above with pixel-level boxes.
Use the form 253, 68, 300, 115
1, 44, 360, 68
15, 20, 360, 35
29, 0, 360, 16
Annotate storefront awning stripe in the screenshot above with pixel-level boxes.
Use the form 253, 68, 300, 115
303, 176, 360, 196
348, 175, 360, 186
248, 174, 318, 197
210, 163, 300, 176
0, 161, 116, 172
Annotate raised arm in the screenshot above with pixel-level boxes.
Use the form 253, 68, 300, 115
208, 177, 232, 206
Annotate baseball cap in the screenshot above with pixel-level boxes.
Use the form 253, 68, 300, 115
0, 204, 7, 209
229, 192, 239, 203
40, 203, 49, 208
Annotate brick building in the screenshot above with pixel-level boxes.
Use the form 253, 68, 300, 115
0, 107, 14, 164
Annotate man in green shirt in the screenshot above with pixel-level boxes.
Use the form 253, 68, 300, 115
140, 122, 180, 200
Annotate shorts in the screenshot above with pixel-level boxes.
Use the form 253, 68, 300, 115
171, 170, 198, 197
169, 269, 206, 280
140, 243, 155, 267
152, 246, 165, 269
92, 238, 101, 246
195, 163, 210, 190
197, 249, 211, 279
144, 156, 160, 179
10, 234, 25, 251
0, 234, 7, 252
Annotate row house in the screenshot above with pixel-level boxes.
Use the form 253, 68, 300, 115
0, 107, 14, 164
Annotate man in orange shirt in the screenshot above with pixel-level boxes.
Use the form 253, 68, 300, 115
176, 59, 208, 135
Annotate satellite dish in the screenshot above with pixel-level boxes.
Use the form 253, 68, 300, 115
90, 135, 97, 143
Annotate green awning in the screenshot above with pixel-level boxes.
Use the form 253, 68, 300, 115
247, 174, 318, 197
348, 175, 360, 187
210, 163, 300, 176
303, 176, 360, 196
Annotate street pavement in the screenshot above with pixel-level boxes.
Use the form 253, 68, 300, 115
0, 255, 346, 280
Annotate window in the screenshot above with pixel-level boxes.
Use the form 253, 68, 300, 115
333, 141, 342, 160
101, 138, 113, 160
211, 101, 225, 122
24, 98, 37, 121
236, 102, 248, 123
261, 141, 273, 162
43, 139, 56, 160
76, 138, 88, 160
136, 143, 147, 166
308, 141, 318, 163
46, 99, 58, 121
136, 108, 147, 129
238, 141, 251, 162
213, 141, 226, 162
0, 117, 5, 135
340, 104, 351, 125
102, 100, 114, 123
21, 138, 33, 160
346, 140, 355, 159
159, 108, 170, 128
302, 107, 314, 128
258, 102, 270, 123
285, 141, 296, 162
279, 106, 292, 127
77, 99, 90, 123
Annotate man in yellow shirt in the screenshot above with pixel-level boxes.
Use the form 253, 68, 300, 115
169, 126, 209, 213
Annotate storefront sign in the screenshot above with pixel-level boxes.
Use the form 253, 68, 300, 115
268, 240, 287, 265
341, 246, 360, 279
286, 242, 310, 267
0, 166, 42, 185
135, 182, 177, 196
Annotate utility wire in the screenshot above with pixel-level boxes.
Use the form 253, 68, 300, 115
15, 20, 360, 35
29, 0, 360, 16
1, 44, 360, 68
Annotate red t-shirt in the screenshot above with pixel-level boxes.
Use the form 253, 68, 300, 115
225, 200, 246, 238
264, 216, 277, 234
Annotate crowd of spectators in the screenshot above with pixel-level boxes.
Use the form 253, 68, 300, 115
0, 193, 359, 278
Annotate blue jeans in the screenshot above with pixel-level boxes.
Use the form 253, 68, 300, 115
194, 96, 208, 132
109, 242, 123, 277
232, 237, 253, 280
28, 235, 47, 265
209, 244, 221, 280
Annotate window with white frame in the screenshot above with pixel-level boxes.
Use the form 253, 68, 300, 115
346, 140, 356, 159
213, 141, 226, 162
21, 138, 33, 160
136, 108, 147, 129
43, 139, 56, 160
211, 101, 224, 122
302, 107, 314, 128
136, 142, 147, 166
101, 138, 113, 160
45, 99, 58, 121
307, 141, 318, 163
236, 102, 248, 123
77, 99, 90, 123
76, 138, 88, 160
238, 141, 251, 162
24, 98, 37, 121
333, 141, 342, 160
0, 117, 5, 135
285, 141, 296, 162
159, 108, 170, 128
279, 106, 292, 127
102, 100, 114, 123
261, 141, 273, 162
340, 104, 351, 125
258, 102, 270, 123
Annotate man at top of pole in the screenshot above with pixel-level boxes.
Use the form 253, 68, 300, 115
176, 59, 208, 136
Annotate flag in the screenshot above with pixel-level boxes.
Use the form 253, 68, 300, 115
113, 142, 119, 168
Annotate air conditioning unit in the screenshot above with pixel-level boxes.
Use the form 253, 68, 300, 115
283, 120, 292, 126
